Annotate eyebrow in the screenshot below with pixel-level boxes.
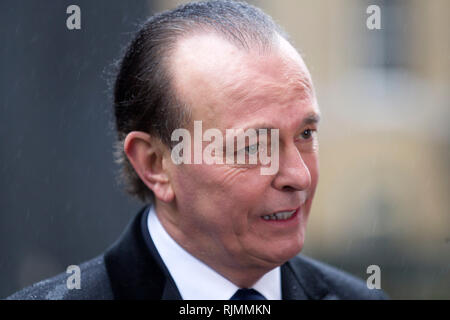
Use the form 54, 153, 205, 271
235, 112, 321, 132
302, 112, 321, 126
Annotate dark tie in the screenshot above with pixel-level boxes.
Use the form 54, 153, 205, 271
230, 288, 267, 300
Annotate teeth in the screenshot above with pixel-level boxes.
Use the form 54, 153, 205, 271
262, 210, 296, 221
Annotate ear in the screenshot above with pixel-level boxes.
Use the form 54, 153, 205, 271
124, 131, 175, 203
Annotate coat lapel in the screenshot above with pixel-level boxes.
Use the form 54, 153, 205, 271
281, 261, 308, 299
281, 255, 337, 300
103, 205, 182, 300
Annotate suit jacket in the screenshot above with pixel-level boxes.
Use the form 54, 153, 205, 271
7, 205, 387, 300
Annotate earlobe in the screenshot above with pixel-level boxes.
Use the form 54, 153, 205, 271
152, 182, 175, 203
124, 131, 174, 203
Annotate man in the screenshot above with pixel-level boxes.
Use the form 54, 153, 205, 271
8, 0, 387, 300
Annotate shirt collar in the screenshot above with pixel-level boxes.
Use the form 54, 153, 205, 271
147, 205, 281, 300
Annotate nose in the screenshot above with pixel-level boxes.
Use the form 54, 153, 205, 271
272, 144, 311, 192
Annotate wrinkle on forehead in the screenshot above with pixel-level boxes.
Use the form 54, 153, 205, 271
218, 38, 315, 113
220, 68, 314, 114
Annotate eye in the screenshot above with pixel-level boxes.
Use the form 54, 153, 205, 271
245, 144, 259, 155
300, 129, 315, 140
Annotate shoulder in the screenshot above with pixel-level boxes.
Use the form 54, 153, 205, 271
6, 255, 114, 300
288, 254, 388, 300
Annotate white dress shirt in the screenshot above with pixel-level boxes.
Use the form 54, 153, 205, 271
147, 205, 281, 300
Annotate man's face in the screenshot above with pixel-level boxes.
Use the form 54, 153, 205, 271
163, 34, 320, 272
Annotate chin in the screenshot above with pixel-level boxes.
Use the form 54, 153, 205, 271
261, 237, 305, 266
281, 239, 304, 260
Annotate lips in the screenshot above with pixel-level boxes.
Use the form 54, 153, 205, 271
261, 208, 299, 221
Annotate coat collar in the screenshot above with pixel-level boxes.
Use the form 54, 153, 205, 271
282, 256, 336, 300
104, 205, 333, 300
104, 205, 181, 299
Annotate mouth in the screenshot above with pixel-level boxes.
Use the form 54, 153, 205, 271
261, 207, 299, 221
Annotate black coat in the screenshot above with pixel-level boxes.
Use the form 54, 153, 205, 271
6, 206, 388, 300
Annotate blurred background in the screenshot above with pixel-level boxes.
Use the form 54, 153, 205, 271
0, 0, 448, 299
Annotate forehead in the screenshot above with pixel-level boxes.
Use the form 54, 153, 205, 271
170, 33, 317, 129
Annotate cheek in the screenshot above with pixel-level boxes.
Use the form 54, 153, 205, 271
172, 164, 270, 218
301, 150, 319, 186
303, 152, 319, 211
171, 164, 218, 204
171, 164, 244, 208
308, 155, 319, 188
216, 166, 274, 205
170, 165, 268, 245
